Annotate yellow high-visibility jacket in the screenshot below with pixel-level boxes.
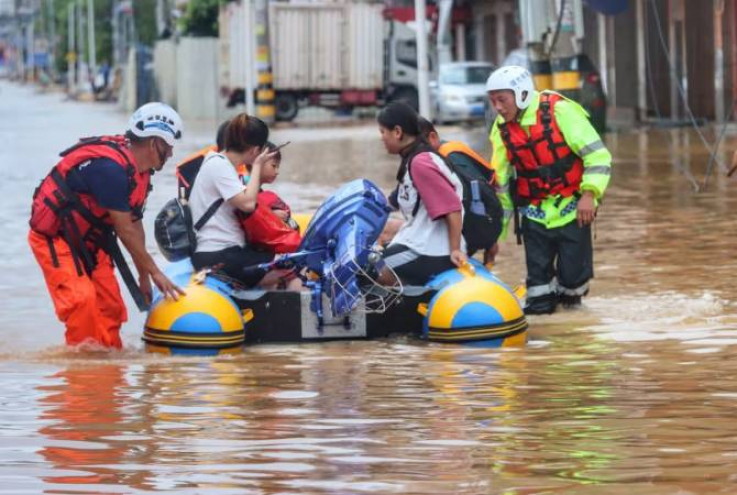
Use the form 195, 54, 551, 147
489, 90, 612, 238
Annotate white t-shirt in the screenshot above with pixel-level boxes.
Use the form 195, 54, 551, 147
189, 151, 246, 252
391, 152, 465, 256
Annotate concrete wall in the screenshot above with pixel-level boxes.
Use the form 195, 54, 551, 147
176, 37, 220, 121
153, 39, 178, 107
118, 48, 138, 114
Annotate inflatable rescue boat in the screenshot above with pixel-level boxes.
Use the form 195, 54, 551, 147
144, 179, 528, 355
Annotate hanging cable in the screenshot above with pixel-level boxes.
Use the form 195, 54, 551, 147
647, 0, 727, 188
704, 94, 737, 188
546, 0, 567, 58
643, 0, 700, 192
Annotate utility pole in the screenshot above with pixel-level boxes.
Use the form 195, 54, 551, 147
67, 1, 76, 93
47, 0, 56, 79
549, 0, 583, 97
243, 0, 255, 116
635, 0, 646, 121
254, 0, 274, 123
27, 6, 34, 81
414, 0, 431, 118
714, 0, 725, 123
77, 0, 85, 89
519, 0, 554, 90
436, 0, 453, 66
87, 0, 96, 82
112, 0, 119, 67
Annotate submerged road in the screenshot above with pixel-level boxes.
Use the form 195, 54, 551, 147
2, 80, 737, 494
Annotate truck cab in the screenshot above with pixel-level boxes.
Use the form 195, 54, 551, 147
384, 19, 433, 111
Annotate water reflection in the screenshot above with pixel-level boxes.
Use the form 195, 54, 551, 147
3, 81, 737, 493
38, 365, 132, 488
0, 333, 734, 494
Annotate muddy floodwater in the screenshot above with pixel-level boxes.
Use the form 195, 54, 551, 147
2, 81, 737, 494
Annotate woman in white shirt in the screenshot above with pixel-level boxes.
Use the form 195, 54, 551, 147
189, 113, 280, 287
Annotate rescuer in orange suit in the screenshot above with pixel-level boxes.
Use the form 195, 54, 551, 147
28, 103, 186, 349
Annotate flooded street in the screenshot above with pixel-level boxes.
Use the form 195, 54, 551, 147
3, 80, 737, 494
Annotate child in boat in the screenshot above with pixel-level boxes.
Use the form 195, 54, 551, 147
238, 142, 301, 256
241, 141, 299, 231
239, 141, 303, 290
376, 102, 467, 286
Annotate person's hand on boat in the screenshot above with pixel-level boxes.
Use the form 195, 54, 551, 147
151, 270, 185, 301
576, 190, 596, 227
450, 249, 467, 268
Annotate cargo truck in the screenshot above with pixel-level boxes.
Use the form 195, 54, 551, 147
221, 2, 430, 121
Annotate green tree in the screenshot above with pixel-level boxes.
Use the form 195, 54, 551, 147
51, 0, 158, 74
180, 0, 226, 37
134, 0, 158, 46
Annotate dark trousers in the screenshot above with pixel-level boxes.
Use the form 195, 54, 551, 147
192, 245, 274, 287
382, 243, 456, 286
522, 217, 593, 313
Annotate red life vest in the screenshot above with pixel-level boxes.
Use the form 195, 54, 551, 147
29, 136, 151, 266
498, 92, 583, 205
258, 190, 291, 216
237, 203, 301, 254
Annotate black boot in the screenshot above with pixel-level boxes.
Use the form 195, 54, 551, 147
524, 294, 558, 315
559, 294, 582, 308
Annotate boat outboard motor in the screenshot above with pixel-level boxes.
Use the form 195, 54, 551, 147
298, 179, 392, 319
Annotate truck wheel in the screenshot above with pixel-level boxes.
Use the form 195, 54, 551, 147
275, 94, 298, 122
391, 88, 419, 111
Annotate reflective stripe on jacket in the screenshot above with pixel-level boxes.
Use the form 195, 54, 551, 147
489, 90, 612, 235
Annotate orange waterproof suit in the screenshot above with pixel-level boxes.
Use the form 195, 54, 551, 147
28, 136, 150, 348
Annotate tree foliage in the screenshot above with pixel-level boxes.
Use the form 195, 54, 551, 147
51, 0, 157, 73
179, 0, 227, 37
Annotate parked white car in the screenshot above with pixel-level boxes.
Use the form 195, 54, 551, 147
431, 61, 495, 124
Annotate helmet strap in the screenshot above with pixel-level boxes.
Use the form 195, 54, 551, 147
154, 139, 168, 167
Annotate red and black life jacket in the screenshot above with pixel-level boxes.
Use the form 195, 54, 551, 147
30, 135, 151, 275
498, 92, 583, 205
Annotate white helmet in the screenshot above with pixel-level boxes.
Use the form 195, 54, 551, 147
485, 66, 535, 110
128, 102, 183, 146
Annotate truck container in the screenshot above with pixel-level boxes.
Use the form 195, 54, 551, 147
220, 1, 424, 121
270, 3, 384, 91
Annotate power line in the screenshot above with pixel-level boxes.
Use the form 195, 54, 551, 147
647, 0, 728, 190
642, 0, 700, 192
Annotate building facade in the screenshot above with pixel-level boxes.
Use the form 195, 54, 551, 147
463, 0, 737, 123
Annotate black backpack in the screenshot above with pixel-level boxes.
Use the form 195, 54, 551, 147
443, 149, 503, 255
154, 197, 223, 262
176, 151, 207, 200
406, 141, 503, 255
154, 153, 224, 261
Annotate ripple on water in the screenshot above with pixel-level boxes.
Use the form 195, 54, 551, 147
270, 391, 320, 400
580, 291, 737, 344
4, 85, 737, 493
